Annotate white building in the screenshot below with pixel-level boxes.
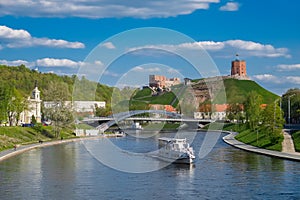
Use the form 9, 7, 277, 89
19, 85, 42, 124
43, 101, 106, 113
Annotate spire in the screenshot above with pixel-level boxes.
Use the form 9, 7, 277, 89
235, 53, 240, 61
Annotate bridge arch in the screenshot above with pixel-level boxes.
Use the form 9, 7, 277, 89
96, 110, 182, 132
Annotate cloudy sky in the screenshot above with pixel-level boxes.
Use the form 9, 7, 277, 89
0, 0, 299, 95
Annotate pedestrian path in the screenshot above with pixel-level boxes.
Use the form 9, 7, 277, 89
0, 137, 100, 162
282, 130, 296, 153
223, 132, 300, 162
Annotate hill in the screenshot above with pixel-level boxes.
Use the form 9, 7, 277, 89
222, 78, 278, 104
130, 78, 278, 108
0, 64, 115, 102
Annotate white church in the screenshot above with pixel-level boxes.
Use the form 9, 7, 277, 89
19, 83, 42, 124
19, 83, 106, 125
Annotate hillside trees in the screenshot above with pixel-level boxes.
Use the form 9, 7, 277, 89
282, 88, 300, 124
0, 84, 10, 124
43, 81, 74, 138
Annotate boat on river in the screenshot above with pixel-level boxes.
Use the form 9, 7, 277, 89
157, 137, 195, 164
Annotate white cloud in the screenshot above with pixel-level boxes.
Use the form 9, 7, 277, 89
0, 25, 85, 49
0, 59, 30, 66
286, 76, 300, 85
36, 58, 80, 68
220, 2, 240, 11
0, 0, 220, 19
277, 64, 300, 71
0, 58, 104, 70
252, 74, 280, 83
101, 42, 116, 49
252, 74, 300, 85
223, 40, 289, 57
129, 39, 289, 58
132, 66, 161, 72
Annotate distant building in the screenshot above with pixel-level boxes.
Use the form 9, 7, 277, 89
194, 104, 228, 121
231, 54, 249, 80
20, 83, 42, 124
43, 101, 106, 113
149, 75, 180, 88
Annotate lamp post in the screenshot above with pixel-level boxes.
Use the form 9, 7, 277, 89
273, 98, 280, 133
288, 94, 296, 129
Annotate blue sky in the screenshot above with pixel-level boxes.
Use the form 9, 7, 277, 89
0, 0, 300, 95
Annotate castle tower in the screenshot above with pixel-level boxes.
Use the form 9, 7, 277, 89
231, 54, 247, 77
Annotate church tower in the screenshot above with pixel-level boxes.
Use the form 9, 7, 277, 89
231, 54, 247, 77
30, 81, 42, 123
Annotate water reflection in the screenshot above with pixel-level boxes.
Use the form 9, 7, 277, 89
0, 132, 300, 199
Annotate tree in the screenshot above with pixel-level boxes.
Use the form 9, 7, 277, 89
43, 81, 74, 138
6, 88, 27, 126
31, 115, 37, 125
244, 91, 263, 130
0, 84, 10, 124
262, 101, 285, 143
282, 88, 300, 124
226, 103, 243, 123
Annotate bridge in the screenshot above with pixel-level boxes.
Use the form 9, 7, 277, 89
81, 110, 215, 133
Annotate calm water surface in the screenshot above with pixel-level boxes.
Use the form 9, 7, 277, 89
0, 131, 300, 200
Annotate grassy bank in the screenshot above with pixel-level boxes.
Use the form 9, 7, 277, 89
292, 131, 300, 152
0, 125, 76, 152
142, 123, 181, 131
205, 122, 283, 151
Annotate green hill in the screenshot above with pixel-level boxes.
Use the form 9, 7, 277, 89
130, 78, 278, 107
0, 64, 115, 102
223, 78, 278, 104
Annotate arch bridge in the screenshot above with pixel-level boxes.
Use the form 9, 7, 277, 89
81, 110, 215, 133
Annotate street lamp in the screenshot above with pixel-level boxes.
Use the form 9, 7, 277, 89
288, 94, 296, 128
273, 98, 280, 133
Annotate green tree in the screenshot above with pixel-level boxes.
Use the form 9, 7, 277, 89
43, 81, 74, 138
7, 88, 27, 126
0, 84, 10, 124
281, 88, 300, 124
245, 91, 263, 130
31, 115, 37, 125
226, 103, 243, 122
262, 101, 285, 143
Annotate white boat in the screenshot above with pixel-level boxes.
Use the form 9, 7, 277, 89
157, 137, 195, 164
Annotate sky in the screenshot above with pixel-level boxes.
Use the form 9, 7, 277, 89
0, 0, 300, 95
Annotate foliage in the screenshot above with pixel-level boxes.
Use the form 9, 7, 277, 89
292, 131, 300, 152
31, 115, 37, 125
226, 103, 245, 122
0, 126, 75, 151
0, 83, 11, 124
0, 65, 115, 103
43, 81, 74, 138
244, 91, 263, 130
223, 123, 284, 151
281, 88, 300, 124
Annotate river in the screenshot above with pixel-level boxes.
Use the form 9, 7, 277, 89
0, 131, 299, 200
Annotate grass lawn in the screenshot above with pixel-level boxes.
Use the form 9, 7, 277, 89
0, 125, 76, 152
143, 122, 180, 131
205, 122, 283, 151
292, 131, 300, 152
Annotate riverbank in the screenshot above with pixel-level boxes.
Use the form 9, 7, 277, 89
0, 136, 104, 162
0, 125, 76, 152
223, 132, 300, 162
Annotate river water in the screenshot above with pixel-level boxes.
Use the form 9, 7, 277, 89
0, 131, 299, 200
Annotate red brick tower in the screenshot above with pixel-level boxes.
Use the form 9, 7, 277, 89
231, 54, 247, 77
